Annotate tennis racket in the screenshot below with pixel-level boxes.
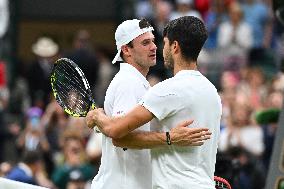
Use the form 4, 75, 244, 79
214, 176, 232, 189
50, 58, 99, 132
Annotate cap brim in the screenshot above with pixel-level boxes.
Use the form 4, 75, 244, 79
112, 49, 122, 64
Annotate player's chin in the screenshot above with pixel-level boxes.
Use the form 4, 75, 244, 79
150, 61, 156, 67
148, 57, 157, 65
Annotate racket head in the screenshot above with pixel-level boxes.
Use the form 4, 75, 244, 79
50, 58, 95, 117
214, 176, 232, 189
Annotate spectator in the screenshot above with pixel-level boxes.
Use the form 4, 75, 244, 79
66, 168, 88, 189
16, 106, 56, 177
151, 0, 172, 36
170, 0, 202, 20
219, 71, 240, 129
27, 37, 60, 109
5, 150, 43, 185
41, 99, 68, 157
149, 0, 173, 80
237, 67, 268, 110
51, 130, 95, 189
217, 1, 253, 59
135, 0, 162, 20
65, 29, 100, 98
219, 102, 264, 157
271, 71, 284, 92
93, 47, 117, 107
204, 0, 229, 50
17, 107, 49, 153
0, 161, 12, 176
264, 90, 283, 109
226, 146, 266, 189
241, 0, 270, 48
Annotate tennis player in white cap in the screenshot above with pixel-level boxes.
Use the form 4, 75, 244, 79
90, 18, 211, 189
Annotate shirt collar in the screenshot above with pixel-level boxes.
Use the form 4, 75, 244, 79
175, 70, 201, 77
120, 63, 150, 89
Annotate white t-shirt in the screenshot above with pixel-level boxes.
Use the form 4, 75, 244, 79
91, 63, 152, 189
140, 70, 222, 189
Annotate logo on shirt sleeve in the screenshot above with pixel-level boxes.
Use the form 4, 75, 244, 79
116, 110, 124, 115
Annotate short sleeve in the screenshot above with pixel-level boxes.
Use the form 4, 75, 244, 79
112, 81, 142, 116
139, 85, 179, 121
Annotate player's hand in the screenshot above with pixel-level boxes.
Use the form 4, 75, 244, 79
86, 108, 106, 130
170, 120, 211, 146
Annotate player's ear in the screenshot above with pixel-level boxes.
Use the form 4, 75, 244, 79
121, 45, 131, 58
172, 40, 180, 54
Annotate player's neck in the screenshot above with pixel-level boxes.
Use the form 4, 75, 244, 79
173, 59, 197, 75
128, 62, 149, 77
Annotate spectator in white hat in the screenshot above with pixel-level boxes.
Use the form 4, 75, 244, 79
27, 37, 59, 109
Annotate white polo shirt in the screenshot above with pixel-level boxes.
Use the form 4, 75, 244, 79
140, 70, 222, 189
91, 63, 152, 189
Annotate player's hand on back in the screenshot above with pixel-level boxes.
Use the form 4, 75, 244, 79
170, 120, 211, 146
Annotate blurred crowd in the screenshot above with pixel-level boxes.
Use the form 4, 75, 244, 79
0, 0, 284, 189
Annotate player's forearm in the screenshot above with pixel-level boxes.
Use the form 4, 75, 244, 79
94, 114, 137, 139
98, 115, 134, 139
112, 126, 212, 149
112, 130, 167, 149
95, 106, 154, 139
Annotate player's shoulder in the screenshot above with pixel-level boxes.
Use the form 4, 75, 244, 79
148, 77, 178, 97
152, 76, 177, 89
113, 70, 140, 84
107, 72, 144, 93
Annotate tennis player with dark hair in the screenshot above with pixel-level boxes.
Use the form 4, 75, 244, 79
88, 18, 212, 189
87, 16, 222, 189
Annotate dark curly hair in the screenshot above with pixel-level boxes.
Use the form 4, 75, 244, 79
163, 16, 208, 62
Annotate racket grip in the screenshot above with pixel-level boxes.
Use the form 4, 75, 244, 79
90, 101, 100, 132
91, 101, 96, 110
94, 126, 101, 133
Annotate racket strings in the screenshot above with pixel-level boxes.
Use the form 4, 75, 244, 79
56, 78, 89, 111
55, 77, 89, 114
60, 63, 88, 90
55, 66, 89, 97
53, 62, 91, 115
55, 66, 90, 101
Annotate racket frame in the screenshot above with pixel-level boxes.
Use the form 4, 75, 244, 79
50, 58, 96, 117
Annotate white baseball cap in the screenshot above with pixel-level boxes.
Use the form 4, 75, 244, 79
112, 19, 154, 64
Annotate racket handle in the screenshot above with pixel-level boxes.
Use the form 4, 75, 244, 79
91, 100, 96, 110
91, 103, 96, 110
94, 126, 101, 133
90, 101, 100, 133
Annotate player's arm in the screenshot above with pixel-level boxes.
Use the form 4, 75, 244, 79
112, 120, 211, 149
86, 105, 153, 139
86, 105, 212, 146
